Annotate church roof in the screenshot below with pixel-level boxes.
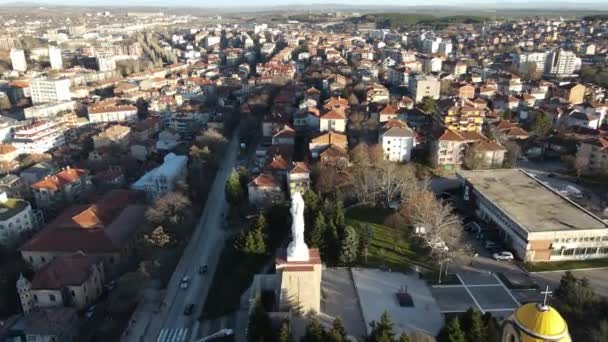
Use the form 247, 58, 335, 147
513, 303, 569, 341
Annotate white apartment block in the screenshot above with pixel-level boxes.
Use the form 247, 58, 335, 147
10, 48, 27, 72
11, 120, 65, 155
87, 105, 138, 123
48, 46, 63, 70
515, 52, 547, 73
409, 74, 441, 103
30, 78, 72, 105
545, 50, 579, 76
96, 56, 116, 71
380, 126, 416, 162
438, 41, 452, 56
131, 153, 188, 199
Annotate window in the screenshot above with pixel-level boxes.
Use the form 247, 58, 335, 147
599, 247, 608, 254
49, 294, 56, 301
563, 249, 575, 256
71, 290, 75, 297
41, 256, 46, 263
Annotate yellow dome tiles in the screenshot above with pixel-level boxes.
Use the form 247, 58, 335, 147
513, 303, 569, 341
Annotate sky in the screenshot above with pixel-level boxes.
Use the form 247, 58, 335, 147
0, 0, 606, 8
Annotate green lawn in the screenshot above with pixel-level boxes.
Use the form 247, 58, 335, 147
524, 258, 608, 272
201, 241, 269, 319
346, 205, 433, 273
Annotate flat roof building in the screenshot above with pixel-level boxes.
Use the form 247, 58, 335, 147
457, 169, 608, 262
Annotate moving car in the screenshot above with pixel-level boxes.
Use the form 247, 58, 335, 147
493, 251, 514, 261
180, 275, 191, 289
184, 304, 195, 316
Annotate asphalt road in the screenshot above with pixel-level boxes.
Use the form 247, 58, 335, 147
144, 127, 241, 341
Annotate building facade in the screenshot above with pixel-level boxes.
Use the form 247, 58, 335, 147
30, 78, 72, 105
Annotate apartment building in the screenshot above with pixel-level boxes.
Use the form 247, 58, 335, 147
409, 74, 440, 103
576, 136, 608, 176
379, 119, 416, 162
10, 48, 27, 72
48, 46, 63, 70
87, 100, 138, 123
30, 78, 72, 105
30, 167, 91, 213
431, 129, 466, 170
545, 49, 579, 77
11, 120, 65, 155
92, 125, 131, 149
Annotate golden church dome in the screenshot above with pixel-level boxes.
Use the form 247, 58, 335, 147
512, 303, 569, 341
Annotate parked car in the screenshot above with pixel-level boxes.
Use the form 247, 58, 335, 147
184, 304, 195, 316
198, 265, 208, 275
180, 275, 191, 289
493, 251, 514, 261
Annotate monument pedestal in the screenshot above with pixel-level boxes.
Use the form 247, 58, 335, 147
275, 248, 322, 315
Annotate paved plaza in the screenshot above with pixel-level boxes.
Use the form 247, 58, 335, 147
430, 270, 520, 319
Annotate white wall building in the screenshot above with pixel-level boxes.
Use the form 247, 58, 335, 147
409, 74, 440, 103
514, 52, 547, 74
48, 46, 63, 70
10, 48, 27, 72
545, 50, 579, 76
96, 56, 116, 71
131, 153, 188, 199
0, 192, 40, 249
11, 120, 65, 154
379, 122, 416, 162
23, 101, 76, 119
30, 78, 72, 105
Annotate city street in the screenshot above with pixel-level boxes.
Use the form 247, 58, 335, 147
142, 127, 241, 342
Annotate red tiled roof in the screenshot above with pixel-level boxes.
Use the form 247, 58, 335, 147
321, 108, 346, 120
250, 173, 281, 188
290, 162, 309, 174
437, 129, 465, 141
31, 168, 88, 191
273, 125, 296, 139
0, 144, 16, 154
30, 254, 98, 290
20, 190, 144, 253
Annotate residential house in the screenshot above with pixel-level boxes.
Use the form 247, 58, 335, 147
287, 162, 310, 197
11, 120, 65, 155
431, 129, 466, 170
379, 120, 416, 162
87, 99, 138, 123
131, 116, 161, 141
0, 144, 17, 162
31, 167, 91, 214
575, 136, 608, 175
379, 105, 401, 123
20, 162, 57, 189
293, 108, 320, 132
366, 83, 390, 104
436, 97, 487, 133
20, 190, 145, 275
566, 110, 601, 130
248, 173, 283, 207
131, 153, 187, 200
309, 132, 348, 159
17, 253, 105, 312
468, 140, 507, 168
320, 106, 347, 133
3, 308, 79, 342
557, 83, 586, 105
272, 125, 296, 145
92, 125, 131, 149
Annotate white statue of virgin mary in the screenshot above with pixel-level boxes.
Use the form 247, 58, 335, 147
287, 192, 309, 261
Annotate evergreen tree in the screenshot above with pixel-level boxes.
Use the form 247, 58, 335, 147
278, 320, 293, 342
446, 317, 466, 342
225, 169, 244, 205
398, 333, 410, 342
334, 202, 346, 229
302, 189, 321, 216
252, 225, 267, 254
323, 198, 336, 220
248, 299, 273, 342
309, 211, 327, 248
339, 226, 359, 265
368, 311, 395, 342
323, 220, 340, 264
482, 312, 500, 342
302, 318, 324, 342
466, 309, 486, 342
326, 318, 347, 342
253, 213, 268, 241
